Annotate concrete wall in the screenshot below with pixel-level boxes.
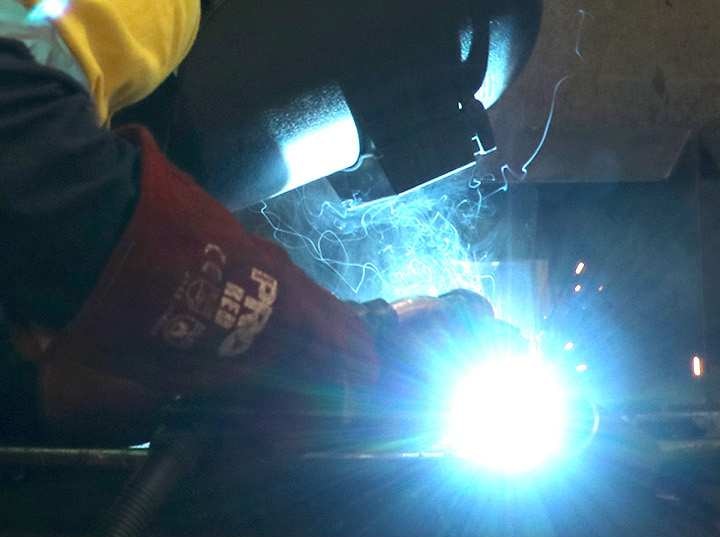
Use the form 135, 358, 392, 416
488, 0, 720, 181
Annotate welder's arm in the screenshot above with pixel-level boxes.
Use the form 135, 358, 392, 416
0, 38, 377, 440
50, 125, 377, 395
0, 37, 139, 328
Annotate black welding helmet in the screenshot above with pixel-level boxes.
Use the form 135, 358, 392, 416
162, 0, 542, 210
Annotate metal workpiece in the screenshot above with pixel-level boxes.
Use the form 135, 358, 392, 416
0, 438, 719, 470
0, 445, 448, 470
625, 410, 720, 455
2, 409, 718, 472
3, 409, 720, 537
0, 445, 147, 469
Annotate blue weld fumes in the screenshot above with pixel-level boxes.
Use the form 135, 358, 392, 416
259, 169, 499, 304
259, 73, 569, 303
258, 8, 591, 304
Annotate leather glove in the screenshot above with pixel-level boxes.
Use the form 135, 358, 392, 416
37, 126, 378, 433
10, 326, 157, 445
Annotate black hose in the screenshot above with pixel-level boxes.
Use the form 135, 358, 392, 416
99, 427, 204, 537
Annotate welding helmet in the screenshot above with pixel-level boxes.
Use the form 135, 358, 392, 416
146, 0, 542, 209
21, 0, 200, 123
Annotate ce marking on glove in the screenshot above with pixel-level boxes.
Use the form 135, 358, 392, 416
154, 244, 279, 357
162, 314, 206, 350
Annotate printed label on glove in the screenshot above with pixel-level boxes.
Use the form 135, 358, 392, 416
218, 269, 278, 357
162, 314, 207, 349
153, 244, 279, 358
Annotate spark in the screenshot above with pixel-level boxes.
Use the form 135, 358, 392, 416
260, 201, 382, 295
256, 9, 588, 306
692, 355, 704, 378
575, 9, 594, 61
259, 169, 499, 303
500, 75, 572, 183
498, 6, 590, 183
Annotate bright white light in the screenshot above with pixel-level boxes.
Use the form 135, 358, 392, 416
458, 20, 474, 63
269, 84, 360, 195
281, 116, 360, 192
575, 261, 585, 275
443, 355, 568, 474
574, 284, 582, 293
27, 0, 68, 21
575, 363, 588, 373
474, 18, 512, 109
475, 74, 500, 110
692, 355, 704, 378
563, 341, 575, 352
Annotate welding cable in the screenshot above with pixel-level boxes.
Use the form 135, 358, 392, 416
99, 425, 205, 537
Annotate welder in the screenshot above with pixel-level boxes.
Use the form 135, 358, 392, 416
0, 0, 379, 444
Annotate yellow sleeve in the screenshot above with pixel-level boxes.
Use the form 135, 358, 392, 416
23, 0, 201, 123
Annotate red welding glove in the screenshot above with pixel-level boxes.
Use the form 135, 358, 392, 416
40, 126, 378, 427
11, 326, 159, 445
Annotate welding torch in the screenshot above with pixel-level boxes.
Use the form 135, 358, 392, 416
99, 289, 498, 537
352, 288, 496, 340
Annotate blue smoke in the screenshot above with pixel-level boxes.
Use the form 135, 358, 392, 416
259, 165, 503, 304
257, 9, 591, 307
257, 67, 571, 306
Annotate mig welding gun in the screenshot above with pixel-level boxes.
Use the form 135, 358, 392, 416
99, 288, 601, 537
98, 288, 509, 537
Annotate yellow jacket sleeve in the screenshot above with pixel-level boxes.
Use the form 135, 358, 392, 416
23, 0, 200, 123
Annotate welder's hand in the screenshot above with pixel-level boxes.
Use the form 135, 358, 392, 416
41, 126, 378, 415
11, 326, 160, 445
